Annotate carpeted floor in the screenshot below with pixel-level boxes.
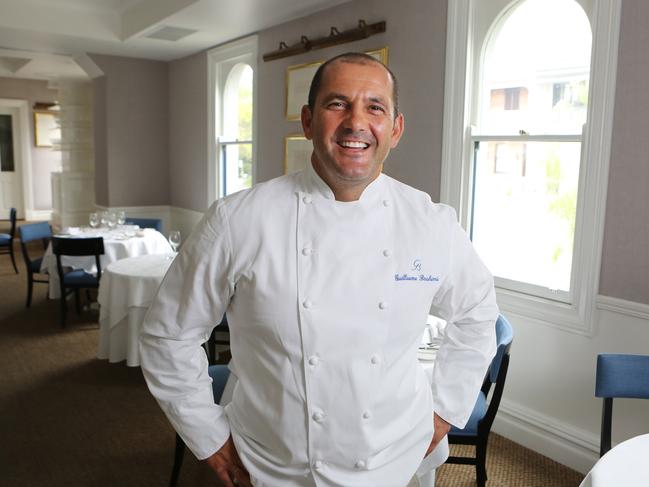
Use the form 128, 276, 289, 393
0, 221, 585, 486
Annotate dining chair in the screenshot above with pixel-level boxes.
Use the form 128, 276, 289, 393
0, 207, 19, 273
19, 221, 52, 307
169, 364, 231, 487
51, 236, 105, 328
124, 217, 163, 232
595, 353, 649, 457
445, 314, 514, 487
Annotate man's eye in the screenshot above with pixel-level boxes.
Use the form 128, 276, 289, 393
369, 105, 386, 113
327, 101, 345, 109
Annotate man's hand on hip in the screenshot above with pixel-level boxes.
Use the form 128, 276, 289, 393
425, 413, 451, 457
205, 436, 252, 487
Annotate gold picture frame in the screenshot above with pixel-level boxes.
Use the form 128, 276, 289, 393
284, 135, 312, 174
284, 47, 390, 121
285, 60, 322, 121
33, 111, 60, 148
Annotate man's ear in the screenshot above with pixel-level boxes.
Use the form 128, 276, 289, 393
390, 113, 405, 149
301, 105, 313, 140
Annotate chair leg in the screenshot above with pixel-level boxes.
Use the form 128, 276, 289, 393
476, 436, 488, 487
26, 273, 34, 307
60, 294, 67, 328
9, 244, 18, 274
74, 290, 81, 315
169, 433, 186, 487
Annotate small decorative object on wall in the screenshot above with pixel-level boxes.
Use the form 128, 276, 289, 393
284, 135, 312, 174
286, 60, 322, 121
33, 111, 60, 148
285, 47, 390, 121
264, 20, 386, 61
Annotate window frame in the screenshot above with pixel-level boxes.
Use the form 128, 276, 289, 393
207, 35, 258, 205
440, 0, 621, 334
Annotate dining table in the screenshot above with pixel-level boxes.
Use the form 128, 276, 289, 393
97, 253, 173, 367
40, 226, 172, 299
579, 433, 649, 487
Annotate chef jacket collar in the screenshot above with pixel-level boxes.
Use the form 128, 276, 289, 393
304, 161, 386, 205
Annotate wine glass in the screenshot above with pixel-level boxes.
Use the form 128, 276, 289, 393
117, 210, 126, 226
106, 212, 117, 229
100, 211, 109, 227
168, 230, 181, 256
89, 212, 99, 229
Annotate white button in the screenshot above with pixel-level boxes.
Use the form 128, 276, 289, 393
382, 249, 391, 257
379, 301, 388, 310
302, 247, 313, 256
308, 356, 319, 366
354, 460, 366, 469
313, 460, 323, 470
303, 300, 313, 309
312, 411, 325, 422
370, 355, 380, 365
382, 199, 390, 207
362, 411, 372, 420
303, 195, 313, 204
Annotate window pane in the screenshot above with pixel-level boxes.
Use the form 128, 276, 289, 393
481, 0, 591, 135
471, 141, 580, 292
222, 143, 252, 196
237, 65, 252, 140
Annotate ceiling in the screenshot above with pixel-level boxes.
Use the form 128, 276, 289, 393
0, 0, 350, 81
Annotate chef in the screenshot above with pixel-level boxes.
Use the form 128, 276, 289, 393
140, 52, 498, 487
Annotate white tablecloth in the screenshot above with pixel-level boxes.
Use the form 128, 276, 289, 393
97, 254, 172, 367
41, 227, 172, 299
580, 433, 649, 487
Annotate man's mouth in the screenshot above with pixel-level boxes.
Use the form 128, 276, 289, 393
337, 140, 370, 149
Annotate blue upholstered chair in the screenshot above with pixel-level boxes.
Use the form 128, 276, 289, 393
446, 314, 514, 487
19, 221, 52, 307
0, 207, 19, 273
169, 364, 231, 487
595, 353, 649, 457
51, 236, 104, 328
124, 217, 163, 232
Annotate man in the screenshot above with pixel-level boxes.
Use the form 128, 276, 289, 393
140, 52, 497, 487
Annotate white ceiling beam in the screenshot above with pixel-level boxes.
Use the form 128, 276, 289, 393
120, 0, 200, 40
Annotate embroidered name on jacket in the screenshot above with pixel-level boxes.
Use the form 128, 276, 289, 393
395, 259, 439, 282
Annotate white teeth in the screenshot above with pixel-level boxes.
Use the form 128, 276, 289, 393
340, 141, 369, 148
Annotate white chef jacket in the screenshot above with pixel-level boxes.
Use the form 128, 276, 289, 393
139, 163, 498, 487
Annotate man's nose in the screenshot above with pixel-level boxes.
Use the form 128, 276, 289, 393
342, 105, 367, 131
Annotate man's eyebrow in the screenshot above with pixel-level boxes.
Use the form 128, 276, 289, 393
321, 92, 350, 103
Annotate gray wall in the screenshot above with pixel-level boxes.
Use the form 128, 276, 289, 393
0, 77, 60, 211
90, 54, 170, 208
168, 52, 208, 210
599, 0, 649, 304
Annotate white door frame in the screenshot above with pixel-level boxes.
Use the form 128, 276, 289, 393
0, 98, 33, 219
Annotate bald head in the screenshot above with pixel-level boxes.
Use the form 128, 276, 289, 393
307, 52, 400, 119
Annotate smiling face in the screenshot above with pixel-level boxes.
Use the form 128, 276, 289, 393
301, 59, 404, 201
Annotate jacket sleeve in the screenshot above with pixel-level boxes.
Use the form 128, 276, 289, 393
139, 200, 235, 460
429, 207, 498, 428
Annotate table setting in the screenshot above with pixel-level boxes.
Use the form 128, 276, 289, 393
40, 211, 178, 299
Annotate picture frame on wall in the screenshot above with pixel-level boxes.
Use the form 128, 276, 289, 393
33, 111, 60, 148
285, 60, 322, 121
284, 47, 390, 121
284, 134, 312, 174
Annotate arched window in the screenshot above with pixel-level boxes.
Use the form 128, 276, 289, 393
472, 0, 591, 298
441, 0, 621, 332
208, 36, 257, 202
221, 64, 253, 196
